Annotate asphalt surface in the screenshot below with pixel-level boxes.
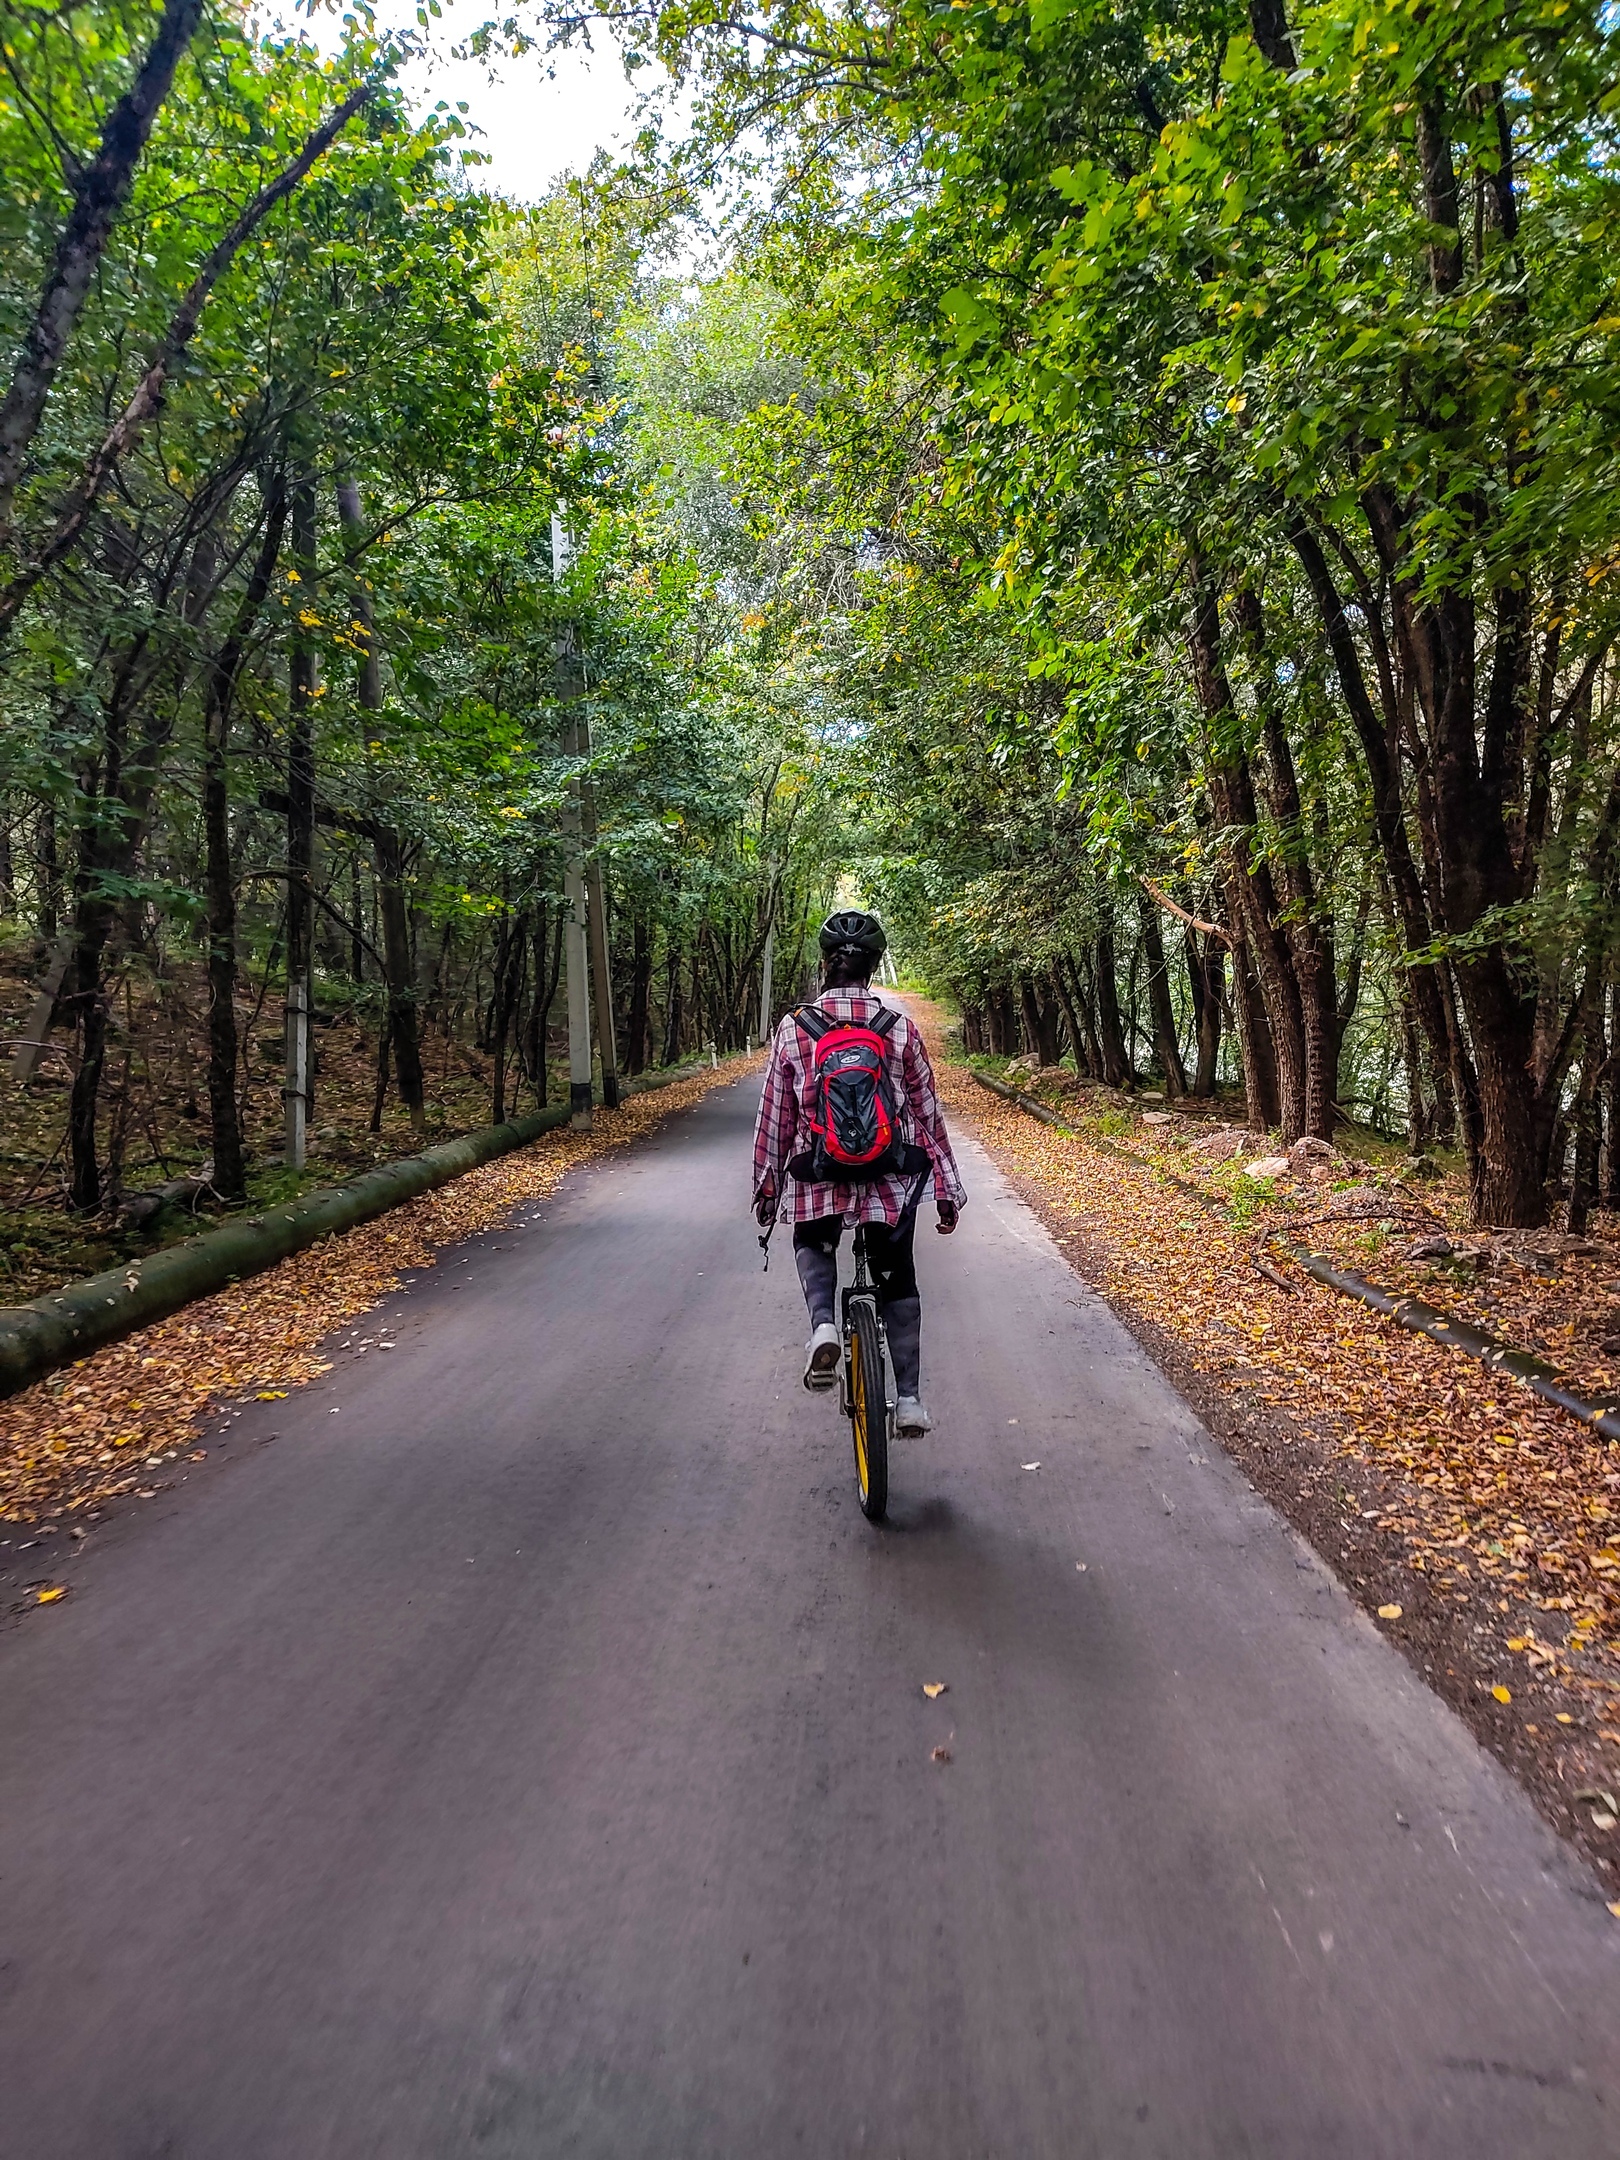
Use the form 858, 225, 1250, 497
1, 1072, 1617, 2159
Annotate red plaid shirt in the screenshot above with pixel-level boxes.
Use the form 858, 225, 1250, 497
751, 989, 967, 1226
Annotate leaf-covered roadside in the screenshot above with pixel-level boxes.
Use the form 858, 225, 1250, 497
0, 1057, 755, 1540
916, 1003, 1620, 1885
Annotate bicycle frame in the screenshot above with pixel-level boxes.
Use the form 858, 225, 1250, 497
838, 1225, 897, 1426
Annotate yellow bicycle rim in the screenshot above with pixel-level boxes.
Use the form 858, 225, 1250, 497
850, 1331, 870, 1499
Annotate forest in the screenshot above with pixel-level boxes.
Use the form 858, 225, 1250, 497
1, 0, 1617, 1298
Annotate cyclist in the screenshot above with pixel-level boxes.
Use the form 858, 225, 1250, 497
752, 910, 966, 1435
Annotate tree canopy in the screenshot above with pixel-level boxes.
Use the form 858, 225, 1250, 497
1, 0, 1617, 1251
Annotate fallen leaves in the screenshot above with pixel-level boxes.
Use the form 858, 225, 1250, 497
34, 1585, 66, 1603
922, 1681, 948, 1699
1378, 1603, 1403, 1620
1491, 1685, 1513, 1704
931, 1745, 952, 1764
1, 1060, 756, 1530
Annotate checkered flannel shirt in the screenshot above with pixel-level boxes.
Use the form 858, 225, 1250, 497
751, 989, 968, 1227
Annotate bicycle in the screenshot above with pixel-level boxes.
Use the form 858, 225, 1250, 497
839, 1223, 894, 1522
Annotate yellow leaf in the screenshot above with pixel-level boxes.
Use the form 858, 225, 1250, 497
922, 1682, 948, 1700
1610, 1902, 1620, 1919
1378, 1603, 1402, 1620
1506, 1636, 1529, 1651
36, 1587, 66, 1603
256, 1390, 287, 1400
1557, 1713, 1574, 1724
1491, 1685, 1512, 1704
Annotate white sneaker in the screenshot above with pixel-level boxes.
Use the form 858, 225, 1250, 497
894, 1396, 932, 1435
803, 1323, 840, 1391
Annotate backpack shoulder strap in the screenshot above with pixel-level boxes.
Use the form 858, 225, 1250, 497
792, 1004, 835, 1043
869, 1005, 900, 1037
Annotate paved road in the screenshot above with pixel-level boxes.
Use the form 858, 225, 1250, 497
2, 1075, 1617, 2158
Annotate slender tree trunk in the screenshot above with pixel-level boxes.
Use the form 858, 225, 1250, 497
1228, 920, 1280, 1131
37, 801, 58, 940
1567, 1011, 1604, 1236
663, 940, 685, 1064
1019, 974, 1062, 1066
284, 474, 318, 1165
336, 477, 425, 1137
1050, 957, 1088, 1076
626, 912, 652, 1074
374, 832, 425, 1133
1139, 894, 1188, 1097
1186, 929, 1224, 1097
1185, 563, 1307, 1135
1092, 930, 1132, 1086
202, 482, 285, 1204
0, 0, 207, 532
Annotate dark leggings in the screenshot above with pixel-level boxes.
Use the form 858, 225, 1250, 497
792, 1213, 923, 1395
791, 1211, 919, 1315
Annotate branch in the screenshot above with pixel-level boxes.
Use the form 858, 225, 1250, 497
0, 0, 207, 531
0, 78, 378, 644
236, 867, 388, 971
1140, 876, 1233, 947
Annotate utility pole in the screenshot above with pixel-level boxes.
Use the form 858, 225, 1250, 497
552, 514, 593, 1129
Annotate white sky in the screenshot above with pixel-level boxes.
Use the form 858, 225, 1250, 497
288, 2, 652, 202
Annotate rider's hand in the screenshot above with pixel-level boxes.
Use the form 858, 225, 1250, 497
935, 1199, 959, 1235
755, 1191, 778, 1228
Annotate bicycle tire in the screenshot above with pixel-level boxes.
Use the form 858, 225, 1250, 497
847, 1299, 888, 1522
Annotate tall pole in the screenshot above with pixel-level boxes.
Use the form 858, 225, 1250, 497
553, 514, 593, 1129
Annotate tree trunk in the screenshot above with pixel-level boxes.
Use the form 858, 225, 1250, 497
37, 801, 58, 940
1092, 930, 1132, 1086
625, 912, 652, 1075
1185, 559, 1307, 1135
202, 483, 285, 1205
1232, 590, 1340, 1138
1228, 924, 1280, 1132
1186, 929, 1224, 1097
1139, 894, 1188, 1097
488, 907, 525, 1126
0, 0, 207, 532
284, 474, 318, 1165
1567, 1013, 1604, 1236
66, 884, 115, 1211
1019, 974, 1062, 1066
663, 939, 685, 1064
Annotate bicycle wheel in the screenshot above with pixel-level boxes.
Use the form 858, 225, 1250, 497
847, 1299, 889, 1522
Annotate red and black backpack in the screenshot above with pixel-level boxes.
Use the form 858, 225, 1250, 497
787, 1004, 907, 1183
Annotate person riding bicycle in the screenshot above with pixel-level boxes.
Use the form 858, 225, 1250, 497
751, 909, 966, 1436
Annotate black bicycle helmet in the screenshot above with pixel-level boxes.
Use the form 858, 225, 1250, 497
818, 909, 888, 960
